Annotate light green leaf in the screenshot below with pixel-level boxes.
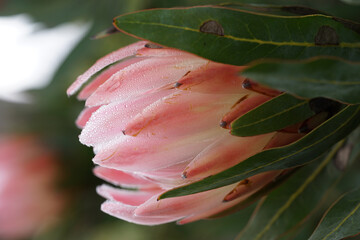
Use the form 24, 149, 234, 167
242, 58, 360, 104
114, 6, 360, 66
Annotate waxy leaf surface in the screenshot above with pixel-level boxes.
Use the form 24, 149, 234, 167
114, 6, 360, 66
238, 143, 342, 240
242, 58, 360, 104
231, 93, 314, 136
309, 188, 360, 240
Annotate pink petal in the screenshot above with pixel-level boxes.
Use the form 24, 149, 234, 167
242, 79, 282, 97
178, 171, 281, 224
135, 184, 236, 219
183, 133, 275, 180
79, 89, 174, 147
0, 137, 64, 238
75, 106, 100, 128
136, 161, 193, 189
97, 184, 161, 206
93, 166, 158, 189
67, 41, 148, 96
264, 132, 304, 150
175, 62, 248, 94
223, 170, 281, 202
101, 200, 179, 225
124, 90, 246, 138
77, 56, 146, 100
136, 47, 197, 57
177, 194, 249, 225
85, 55, 208, 107
92, 127, 224, 172
222, 93, 272, 129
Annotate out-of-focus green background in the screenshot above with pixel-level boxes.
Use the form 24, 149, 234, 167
1, 0, 360, 239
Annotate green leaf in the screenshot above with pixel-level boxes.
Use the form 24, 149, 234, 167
159, 104, 360, 199
281, 216, 322, 240
237, 142, 343, 240
242, 136, 360, 240
242, 58, 360, 104
218, 3, 329, 16
114, 6, 360, 66
309, 188, 360, 240
229, 0, 360, 23
231, 93, 314, 137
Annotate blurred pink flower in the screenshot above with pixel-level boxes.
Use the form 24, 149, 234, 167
0, 136, 65, 239
68, 41, 302, 225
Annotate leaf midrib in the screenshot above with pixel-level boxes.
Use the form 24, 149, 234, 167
322, 201, 360, 240
300, 77, 360, 85
254, 140, 344, 240
232, 98, 309, 130
116, 20, 360, 48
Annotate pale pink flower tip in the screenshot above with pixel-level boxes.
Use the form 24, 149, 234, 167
69, 41, 300, 225
0, 136, 65, 239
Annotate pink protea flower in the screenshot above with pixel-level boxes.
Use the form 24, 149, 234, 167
0, 136, 65, 239
68, 41, 303, 225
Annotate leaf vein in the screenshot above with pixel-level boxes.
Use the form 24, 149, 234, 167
217, 105, 360, 187
300, 78, 360, 85
254, 140, 343, 240
118, 20, 360, 48
234, 98, 308, 130
322, 201, 360, 240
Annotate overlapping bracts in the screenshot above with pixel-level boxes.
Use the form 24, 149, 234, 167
68, 41, 301, 225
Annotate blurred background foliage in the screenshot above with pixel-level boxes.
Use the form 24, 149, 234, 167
1, 0, 360, 239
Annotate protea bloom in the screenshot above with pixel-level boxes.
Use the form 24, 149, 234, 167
68, 41, 303, 225
0, 136, 65, 239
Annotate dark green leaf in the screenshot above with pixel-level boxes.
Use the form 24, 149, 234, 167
280, 216, 322, 240
238, 142, 343, 240
114, 6, 360, 66
242, 58, 360, 104
231, 93, 314, 137
218, 3, 328, 16
224, 0, 360, 22
159, 104, 360, 199
309, 188, 360, 240
245, 134, 360, 240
